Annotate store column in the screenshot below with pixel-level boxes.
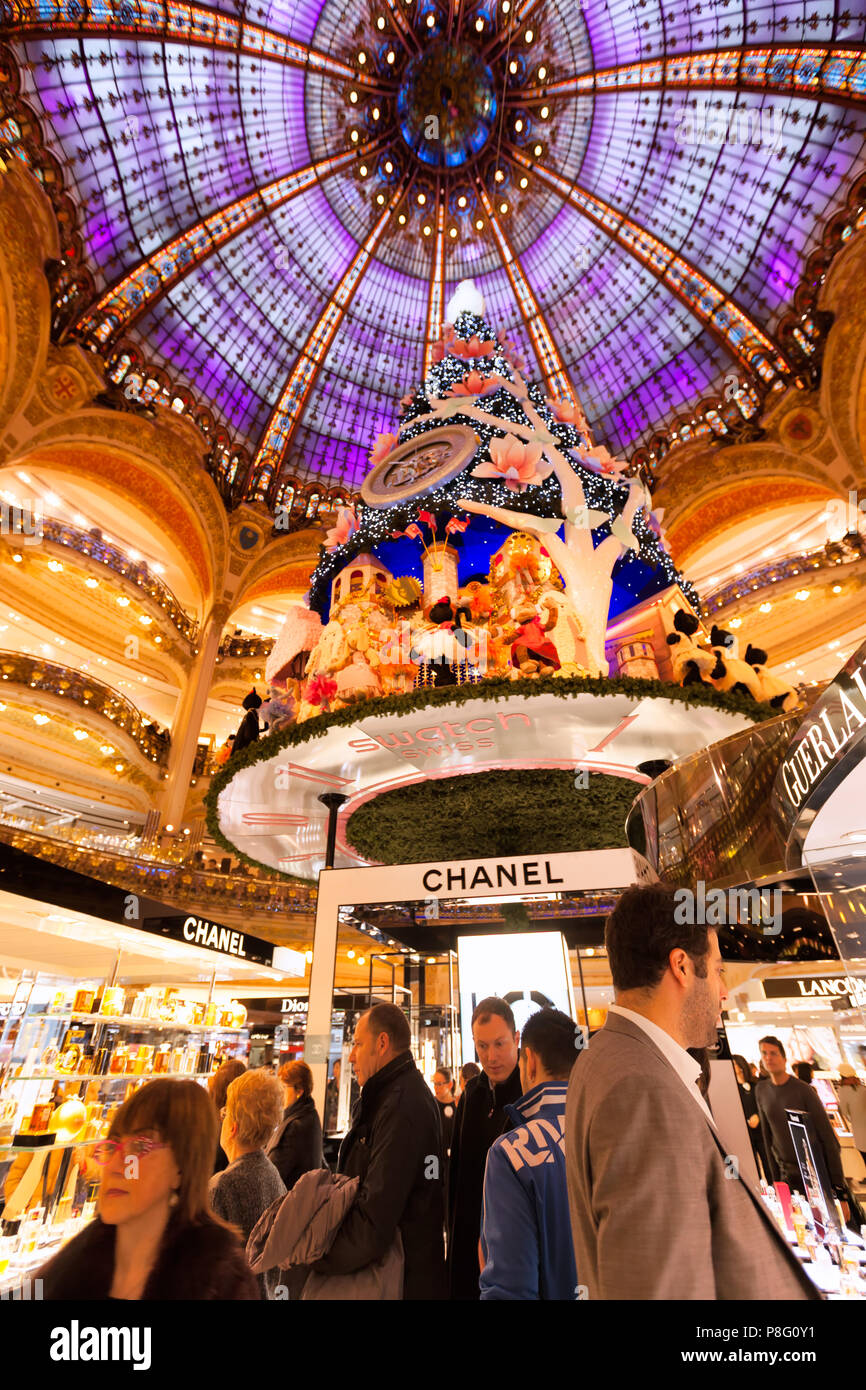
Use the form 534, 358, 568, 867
158, 602, 229, 831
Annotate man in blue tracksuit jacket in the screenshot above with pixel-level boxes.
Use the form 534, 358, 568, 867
479, 1007, 579, 1300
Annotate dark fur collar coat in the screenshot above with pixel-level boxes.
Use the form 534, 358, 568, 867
39, 1213, 259, 1300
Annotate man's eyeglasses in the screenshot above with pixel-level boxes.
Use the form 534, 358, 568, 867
92, 1136, 168, 1164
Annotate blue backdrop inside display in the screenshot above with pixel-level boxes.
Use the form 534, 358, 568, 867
319, 514, 674, 621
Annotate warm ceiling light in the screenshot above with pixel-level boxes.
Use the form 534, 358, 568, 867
73, 729, 88, 741
502, 1, 510, 10
423, 223, 432, 235
115, 762, 124, 772
349, 90, 358, 103
350, 129, 359, 143
359, 164, 368, 177
347, 949, 355, 959
795, 589, 810, 601
426, 956, 436, 964
729, 617, 742, 629
533, 143, 542, 155
538, 65, 547, 79
372, 107, 380, 120
449, 226, 457, 237
47, 559, 63, 572
540, 105, 549, 118
509, 60, 518, 74
500, 201, 508, 213
116, 596, 130, 607
417, 192, 426, 204
457, 195, 467, 207
494, 169, 504, 182
426, 12, 435, 24
305, 950, 313, 963
154, 635, 162, 643
100, 744, 115, 755
514, 118, 523, 132
759, 602, 772, 613
519, 176, 528, 188
475, 16, 483, 29
475, 218, 484, 230
384, 159, 393, 173
84, 577, 99, 588
832, 584, 842, 593
0, 702, 6, 711
376, 15, 385, 28
357, 50, 366, 63
33, 714, 50, 725
358, 955, 366, 965
398, 213, 407, 224
525, 28, 534, 41
11, 553, 22, 563
376, 193, 385, 204
386, 50, 396, 63
138, 614, 153, 627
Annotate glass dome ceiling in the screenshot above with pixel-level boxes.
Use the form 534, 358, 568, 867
4, 0, 866, 496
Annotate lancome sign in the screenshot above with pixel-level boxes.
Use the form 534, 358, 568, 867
773, 639, 866, 865
763, 975, 866, 1006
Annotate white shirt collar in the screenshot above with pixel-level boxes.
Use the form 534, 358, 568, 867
607, 1003, 716, 1126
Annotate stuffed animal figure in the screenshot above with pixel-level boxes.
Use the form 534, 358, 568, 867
744, 644, 799, 711
506, 599, 561, 674
708, 626, 765, 702
411, 595, 472, 687
233, 688, 263, 753
665, 609, 716, 686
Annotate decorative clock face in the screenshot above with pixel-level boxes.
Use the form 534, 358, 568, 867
361, 425, 478, 507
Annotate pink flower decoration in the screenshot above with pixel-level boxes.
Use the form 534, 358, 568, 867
580, 444, 630, 478
431, 340, 447, 364
369, 432, 398, 466
472, 437, 553, 493
446, 370, 503, 398
400, 393, 414, 407
304, 675, 337, 708
547, 396, 589, 432
452, 334, 495, 360
323, 505, 358, 551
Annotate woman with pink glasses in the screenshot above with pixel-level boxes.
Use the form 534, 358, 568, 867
39, 1079, 257, 1300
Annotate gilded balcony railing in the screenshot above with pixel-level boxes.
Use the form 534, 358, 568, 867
0, 651, 170, 765
701, 533, 866, 617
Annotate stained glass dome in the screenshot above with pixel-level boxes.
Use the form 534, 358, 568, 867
3, 0, 866, 497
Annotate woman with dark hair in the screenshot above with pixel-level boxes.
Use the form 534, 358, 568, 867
38, 1079, 258, 1300
732, 1054, 771, 1181
209, 1058, 246, 1173
266, 1060, 323, 1191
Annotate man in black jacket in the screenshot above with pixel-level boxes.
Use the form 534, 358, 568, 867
313, 1002, 446, 1299
448, 996, 521, 1300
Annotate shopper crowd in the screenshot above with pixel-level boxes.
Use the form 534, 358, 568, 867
33, 884, 863, 1301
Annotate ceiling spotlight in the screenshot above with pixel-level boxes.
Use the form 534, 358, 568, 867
350, 129, 359, 143
423, 223, 432, 235
540, 105, 549, 119
525, 28, 534, 41
114, 762, 124, 772
514, 118, 523, 132
475, 16, 483, 29
359, 164, 368, 176
729, 617, 742, 629
494, 169, 504, 182
499, 201, 508, 213
358, 955, 366, 965
509, 60, 518, 74
11, 553, 22, 563
116, 596, 130, 607
33, 714, 50, 725
357, 50, 366, 64
457, 194, 467, 207
417, 192, 426, 205
138, 614, 152, 626
502, 0, 510, 11
533, 143, 542, 155
832, 584, 842, 593
376, 193, 385, 204
376, 15, 385, 28
100, 744, 115, 755
84, 577, 99, 588
349, 90, 358, 103
795, 589, 810, 601
386, 50, 396, 63
449, 226, 457, 237
475, 218, 484, 230
73, 729, 88, 741
426, 956, 436, 964
47, 559, 63, 573
759, 602, 772, 613
347, 949, 355, 959
372, 107, 380, 120
384, 159, 393, 173
519, 176, 528, 188
426, 12, 435, 25
154, 635, 162, 644
538, 65, 547, 80
398, 213, 407, 224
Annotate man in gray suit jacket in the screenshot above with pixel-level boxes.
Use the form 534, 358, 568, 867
565, 883, 819, 1300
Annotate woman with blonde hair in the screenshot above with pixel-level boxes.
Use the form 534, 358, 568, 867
39, 1078, 258, 1300
209, 1069, 286, 1296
